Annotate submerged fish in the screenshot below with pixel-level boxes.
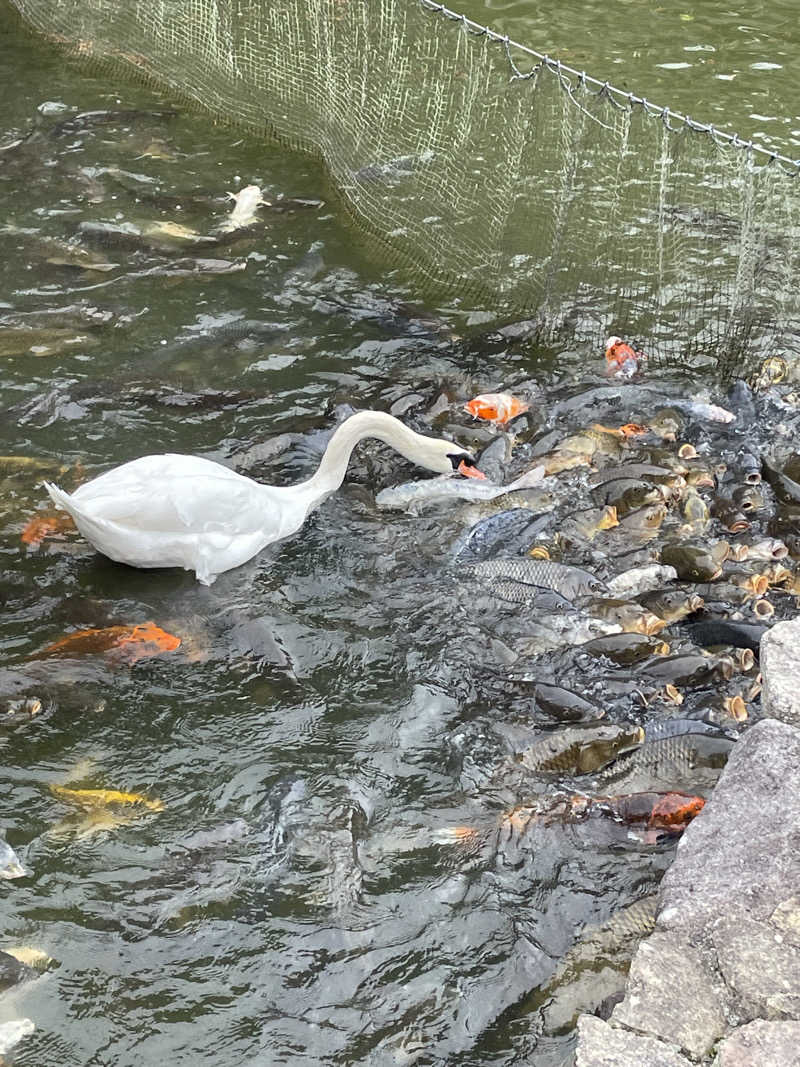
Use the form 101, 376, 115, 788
644, 719, 732, 742
586, 598, 665, 635
35, 622, 180, 663
462, 557, 605, 601
0, 950, 36, 992
464, 391, 529, 424
0, 837, 26, 880
0, 326, 97, 358
577, 633, 669, 665
532, 683, 605, 722
21, 512, 76, 547
532, 895, 658, 1035
376, 466, 544, 514
50, 784, 164, 812
519, 723, 644, 775
453, 507, 551, 562
684, 619, 767, 652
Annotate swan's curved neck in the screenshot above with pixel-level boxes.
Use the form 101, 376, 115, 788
298, 411, 436, 502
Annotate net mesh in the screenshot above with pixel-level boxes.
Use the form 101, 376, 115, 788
5, 0, 800, 377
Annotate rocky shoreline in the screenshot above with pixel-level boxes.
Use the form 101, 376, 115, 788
575, 619, 800, 1066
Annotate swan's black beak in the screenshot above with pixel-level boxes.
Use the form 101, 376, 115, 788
450, 453, 486, 479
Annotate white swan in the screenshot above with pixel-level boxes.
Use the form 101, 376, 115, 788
44, 410, 483, 585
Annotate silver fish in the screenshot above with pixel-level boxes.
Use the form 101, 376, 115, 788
606, 564, 678, 598
376, 466, 545, 514
0, 838, 26, 880
673, 400, 735, 424
462, 557, 605, 601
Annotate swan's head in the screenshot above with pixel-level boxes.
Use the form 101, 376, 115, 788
418, 436, 486, 479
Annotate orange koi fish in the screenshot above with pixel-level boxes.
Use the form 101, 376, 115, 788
21, 513, 76, 547
591, 423, 649, 438
35, 622, 181, 664
464, 392, 529, 424
604, 336, 644, 378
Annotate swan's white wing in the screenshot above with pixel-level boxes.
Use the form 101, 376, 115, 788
68, 455, 268, 532
45, 455, 299, 583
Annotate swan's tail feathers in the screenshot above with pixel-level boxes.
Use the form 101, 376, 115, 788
43, 482, 75, 515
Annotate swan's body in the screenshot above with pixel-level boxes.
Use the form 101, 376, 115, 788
44, 411, 479, 585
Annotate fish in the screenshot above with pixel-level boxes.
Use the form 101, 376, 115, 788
729, 538, 788, 562
585, 598, 665, 635
647, 408, 685, 441
607, 564, 678, 598
682, 619, 767, 653
643, 719, 732, 743
598, 733, 734, 791
673, 399, 736, 424
50, 784, 164, 812
21, 512, 76, 547
0, 326, 98, 358
0, 838, 26, 880
0, 225, 118, 271
660, 543, 722, 582
531, 895, 658, 1035
519, 723, 645, 775
0, 950, 36, 991
559, 505, 619, 542
681, 487, 710, 532
453, 507, 551, 562
462, 557, 606, 601
464, 392, 529, 424
0, 1018, 35, 1056
375, 465, 544, 514
615, 502, 667, 539
34, 622, 181, 663
532, 683, 605, 722
637, 588, 704, 624
577, 633, 670, 665
217, 184, 267, 233
636, 653, 728, 686
592, 790, 705, 831
604, 336, 642, 377
762, 456, 800, 505
712, 498, 751, 534
589, 464, 679, 487
49, 107, 178, 137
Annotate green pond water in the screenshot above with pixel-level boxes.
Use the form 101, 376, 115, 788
0, 3, 795, 1065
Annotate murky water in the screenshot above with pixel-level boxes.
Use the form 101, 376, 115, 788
1, 5, 798, 1066
466, 0, 799, 154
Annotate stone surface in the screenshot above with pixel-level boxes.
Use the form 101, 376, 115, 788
761, 619, 800, 726
577, 719, 800, 1066
712, 913, 800, 1021
610, 933, 728, 1059
713, 1019, 800, 1066
575, 1015, 692, 1067
656, 719, 800, 935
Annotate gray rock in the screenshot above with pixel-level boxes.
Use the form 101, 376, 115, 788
761, 619, 800, 726
575, 1014, 692, 1067
713, 1019, 800, 1066
610, 933, 729, 1059
657, 719, 800, 934
712, 913, 800, 1021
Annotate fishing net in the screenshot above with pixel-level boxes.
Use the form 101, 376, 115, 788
5, 0, 800, 377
